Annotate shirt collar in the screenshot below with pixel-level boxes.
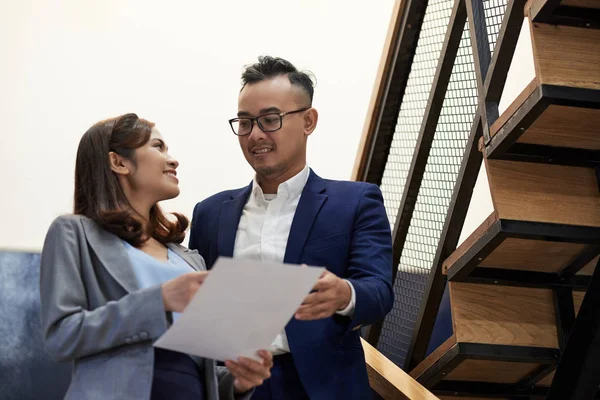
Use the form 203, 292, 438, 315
251, 165, 310, 201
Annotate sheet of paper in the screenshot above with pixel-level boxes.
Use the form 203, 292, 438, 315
154, 257, 324, 361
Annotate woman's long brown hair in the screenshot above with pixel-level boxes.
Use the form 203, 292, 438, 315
74, 113, 188, 246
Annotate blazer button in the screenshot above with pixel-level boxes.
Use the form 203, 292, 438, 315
140, 332, 149, 340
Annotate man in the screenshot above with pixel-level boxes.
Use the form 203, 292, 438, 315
189, 56, 393, 399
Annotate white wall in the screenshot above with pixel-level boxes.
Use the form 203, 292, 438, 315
0, 0, 396, 251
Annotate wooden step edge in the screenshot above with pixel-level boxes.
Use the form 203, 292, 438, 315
444, 216, 600, 284
410, 335, 458, 383
485, 82, 600, 164
361, 338, 440, 400
443, 212, 499, 276
489, 78, 538, 140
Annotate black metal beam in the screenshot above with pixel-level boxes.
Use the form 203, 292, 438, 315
554, 287, 576, 350
464, 268, 591, 290
404, 115, 484, 370
543, 6, 600, 29
501, 143, 600, 168
485, 85, 548, 158
544, 84, 600, 109
500, 219, 600, 244
434, 380, 550, 398
466, 0, 499, 143
518, 363, 558, 388
528, 0, 563, 21
417, 344, 464, 386
530, 0, 600, 28
459, 342, 559, 363
548, 258, 600, 399
445, 220, 506, 282
483, 0, 527, 105
361, 0, 430, 185
559, 245, 600, 279
466, 0, 493, 90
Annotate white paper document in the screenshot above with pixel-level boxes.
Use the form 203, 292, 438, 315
154, 257, 324, 361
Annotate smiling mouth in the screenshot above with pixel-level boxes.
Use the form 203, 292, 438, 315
252, 148, 273, 155
164, 171, 178, 180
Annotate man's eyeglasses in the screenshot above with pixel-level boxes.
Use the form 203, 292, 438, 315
228, 108, 309, 136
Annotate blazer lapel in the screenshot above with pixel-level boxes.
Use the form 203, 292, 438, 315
81, 218, 139, 294
167, 243, 205, 271
217, 184, 252, 258
284, 171, 328, 265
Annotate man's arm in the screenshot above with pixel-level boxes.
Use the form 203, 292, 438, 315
345, 183, 394, 328
295, 184, 394, 328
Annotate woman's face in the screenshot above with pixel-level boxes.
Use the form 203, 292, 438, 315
125, 127, 180, 203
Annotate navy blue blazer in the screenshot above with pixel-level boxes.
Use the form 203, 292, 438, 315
189, 170, 394, 399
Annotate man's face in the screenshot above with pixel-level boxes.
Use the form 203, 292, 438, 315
236, 75, 311, 181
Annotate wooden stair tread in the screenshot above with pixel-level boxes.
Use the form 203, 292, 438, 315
489, 79, 600, 151
410, 282, 593, 391
450, 282, 559, 348
533, 24, 600, 88
443, 211, 600, 284
485, 83, 600, 163
410, 282, 560, 389
410, 336, 557, 388
489, 78, 538, 141
487, 159, 600, 227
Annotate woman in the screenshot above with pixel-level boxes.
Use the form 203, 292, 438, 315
39, 113, 272, 400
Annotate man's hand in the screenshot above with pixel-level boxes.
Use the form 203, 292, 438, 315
295, 269, 351, 320
226, 350, 273, 393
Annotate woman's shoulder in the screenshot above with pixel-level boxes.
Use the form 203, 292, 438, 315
50, 214, 89, 227
47, 214, 93, 235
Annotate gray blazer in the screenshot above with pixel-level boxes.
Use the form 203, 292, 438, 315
39, 214, 250, 400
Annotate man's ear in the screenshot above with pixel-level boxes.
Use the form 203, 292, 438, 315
108, 152, 130, 176
304, 108, 318, 137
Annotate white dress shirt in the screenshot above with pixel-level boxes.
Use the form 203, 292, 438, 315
233, 165, 356, 354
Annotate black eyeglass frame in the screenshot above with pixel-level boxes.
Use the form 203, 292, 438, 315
228, 108, 310, 136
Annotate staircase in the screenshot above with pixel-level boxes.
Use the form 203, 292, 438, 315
408, 0, 600, 398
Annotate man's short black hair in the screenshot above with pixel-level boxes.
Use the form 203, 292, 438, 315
241, 56, 315, 104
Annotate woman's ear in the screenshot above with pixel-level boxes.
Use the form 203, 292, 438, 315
109, 152, 130, 176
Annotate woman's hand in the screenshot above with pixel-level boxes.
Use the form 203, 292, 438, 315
161, 271, 209, 312
226, 350, 273, 393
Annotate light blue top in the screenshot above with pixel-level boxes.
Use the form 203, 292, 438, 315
122, 240, 193, 321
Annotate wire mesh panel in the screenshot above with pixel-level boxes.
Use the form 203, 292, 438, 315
376, 0, 509, 367
485, 0, 509, 53
378, 0, 455, 231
